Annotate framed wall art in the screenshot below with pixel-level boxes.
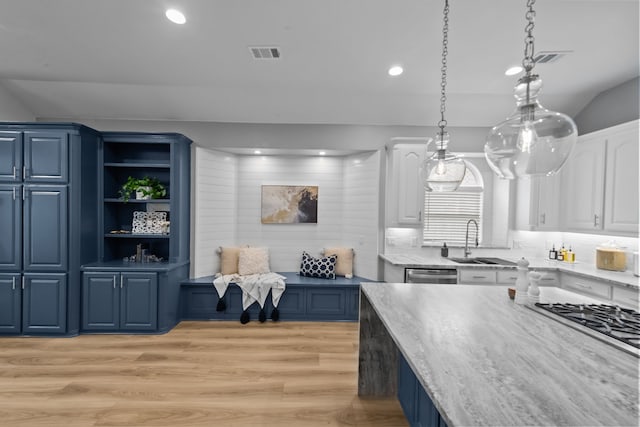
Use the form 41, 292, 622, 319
261, 185, 318, 224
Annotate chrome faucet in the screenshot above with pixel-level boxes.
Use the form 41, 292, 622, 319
464, 219, 479, 258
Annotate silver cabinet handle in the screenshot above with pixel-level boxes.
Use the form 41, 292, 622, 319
12, 187, 16, 201
472, 275, 488, 279
21, 276, 25, 290
22, 166, 26, 180
12, 276, 16, 290
540, 213, 546, 224
575, 282, 592, 290
120, 275, 123, 289
418, 211, 422, 222
113, 276, 116, 289
594, 214, 599, 227
12, 166, 16, 179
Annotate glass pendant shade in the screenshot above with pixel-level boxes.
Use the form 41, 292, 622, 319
421, 132, 467, 192
485, 76, 577, 179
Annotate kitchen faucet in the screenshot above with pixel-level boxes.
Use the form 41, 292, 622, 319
464, 219, 479, 258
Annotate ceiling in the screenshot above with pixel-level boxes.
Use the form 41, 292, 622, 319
0, 0, 637, 128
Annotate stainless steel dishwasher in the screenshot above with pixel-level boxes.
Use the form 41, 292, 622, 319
405, 268, 458, 284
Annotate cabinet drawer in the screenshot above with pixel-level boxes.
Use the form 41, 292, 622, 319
459, 269, 496, 284
496, 270, 518, 284
612, 287, 639, 310
537, 272, 560, 287
562, 274, 611, 300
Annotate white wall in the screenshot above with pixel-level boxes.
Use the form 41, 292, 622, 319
0, 83, 34, 121
342, 151, 381, 279
191, 147, 238, 277
191, 151, 381, 279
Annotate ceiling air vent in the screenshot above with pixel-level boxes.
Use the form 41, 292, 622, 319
249, 46, 281, 60
533, 51, 571, 64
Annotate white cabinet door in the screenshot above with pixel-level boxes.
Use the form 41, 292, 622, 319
515, 174, 561, 231
387, 140, 427, 226
604, 122, 639, 234
560, 272, 611, 300
563, 133, 606, 231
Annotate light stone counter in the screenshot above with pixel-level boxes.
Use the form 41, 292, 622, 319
380, 253, 639, 288
358, 283, 639, 426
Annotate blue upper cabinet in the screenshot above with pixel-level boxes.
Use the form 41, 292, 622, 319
0, 132, 22, 182
23, 131, 69, 183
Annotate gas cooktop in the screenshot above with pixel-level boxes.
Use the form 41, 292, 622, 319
534, 303, 640, 356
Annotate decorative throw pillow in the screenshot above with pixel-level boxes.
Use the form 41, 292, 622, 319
300, 251, 337, 279
220, 246, 243, 275
238, 247, 270, 275
323, 247, 354, 277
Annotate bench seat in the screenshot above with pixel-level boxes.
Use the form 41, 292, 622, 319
179, 272, 376, 322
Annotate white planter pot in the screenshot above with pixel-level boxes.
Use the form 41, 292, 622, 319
135, 186, 151, 200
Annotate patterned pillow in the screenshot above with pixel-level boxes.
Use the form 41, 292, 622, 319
238, 247, 270, 275
300, 251, 337, 280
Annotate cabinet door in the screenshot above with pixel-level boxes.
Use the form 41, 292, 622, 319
0, 185, 22, 270
0, 273, 21, 334
23, 131, 68, 183
22, 273, 67, 334
395, 145, 425, 224
563, 134, 605, 231
0, 131, 22, 182
120, 272, 157, 330
23, 186, 67, 271
306, 288, 347, 318
82, 272, 119, 330
276, 287, 306, 319
397, 353, 418, 424
536, 173, 561, 230
604, 124, 639, 233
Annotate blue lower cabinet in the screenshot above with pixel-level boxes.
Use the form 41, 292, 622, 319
22, 273, 67, 334
398, 353, 448, 427
0, 273, 22, 333
82, 271, 157, 332
306, 288, 347, 318
276, 287, 305, 319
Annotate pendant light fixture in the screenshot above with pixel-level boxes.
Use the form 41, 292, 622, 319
484, 0, 577, 179
421, 0, 466, 192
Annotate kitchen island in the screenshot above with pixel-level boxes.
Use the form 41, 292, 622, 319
358, 283, 639, 426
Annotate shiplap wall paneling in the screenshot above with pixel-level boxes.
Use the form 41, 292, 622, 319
236, 156, 344, 272
342, 152, 381, 280
192, 147, 238, 277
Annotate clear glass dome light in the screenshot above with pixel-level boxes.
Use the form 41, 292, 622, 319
421, 132, 467, 192
485, 75, 577, 179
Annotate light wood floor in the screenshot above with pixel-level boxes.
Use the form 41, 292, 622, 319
0, 322, 408, 427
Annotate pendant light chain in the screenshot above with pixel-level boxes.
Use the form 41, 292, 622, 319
438, 0, 450, 148
522, 0, 536, 75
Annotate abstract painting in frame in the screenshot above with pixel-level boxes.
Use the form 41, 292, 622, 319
261, 185, 318, 224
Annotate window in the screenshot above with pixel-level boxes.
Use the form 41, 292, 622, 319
423, 161, 484, 245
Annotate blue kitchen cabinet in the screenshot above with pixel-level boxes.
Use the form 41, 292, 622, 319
82, 271, 158, 332
398, 352, 448, 427
0, 273, 21, 333
0, 131, 22, 181
0, 123, 101, 336
23, 185, 67, 271
276, 287, 306, 319
306, 288, 347, 319
0, 185, 22, 270
23, 131, 68, 183
22, 273, 67, 334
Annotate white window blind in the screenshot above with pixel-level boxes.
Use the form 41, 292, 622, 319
423, 163, 484, 245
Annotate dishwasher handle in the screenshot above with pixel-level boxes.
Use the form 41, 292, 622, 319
405, 268, 458, 284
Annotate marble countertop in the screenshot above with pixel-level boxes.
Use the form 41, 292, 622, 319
380, 253, 640, 288
361, 283, 639, 426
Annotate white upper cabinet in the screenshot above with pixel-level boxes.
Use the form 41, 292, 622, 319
386, 139, 428, 226
515, 173, 562, 231
562, 120, 639, 235
604, 123, 639, 233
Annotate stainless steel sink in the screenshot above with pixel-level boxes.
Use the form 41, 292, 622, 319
449, 257, 517, 266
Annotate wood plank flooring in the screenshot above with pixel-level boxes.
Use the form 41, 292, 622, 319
0, 322, 408, 427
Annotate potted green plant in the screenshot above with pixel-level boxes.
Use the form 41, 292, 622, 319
119, 176, 167, 202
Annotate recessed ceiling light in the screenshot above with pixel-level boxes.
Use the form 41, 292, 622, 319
505, 65, 523, 76
388, 66, 403, 77
166, 9, 186, 24
254, 150, 262, 155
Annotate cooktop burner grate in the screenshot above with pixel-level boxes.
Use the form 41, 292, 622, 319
535, 303, 640, 349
